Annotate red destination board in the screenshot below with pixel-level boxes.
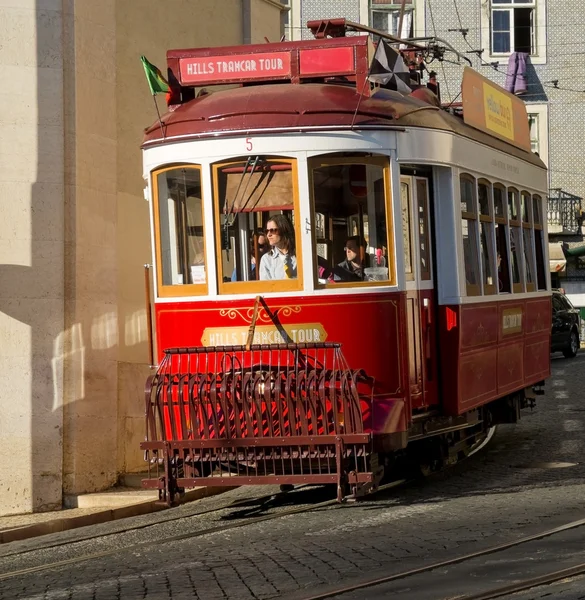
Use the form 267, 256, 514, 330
299, 47, 355, 76
179, 52, 291, 84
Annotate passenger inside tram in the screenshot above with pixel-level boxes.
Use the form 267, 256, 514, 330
230, 229, 268, 281
259, 215, 297, 280
335, 236, 367, 281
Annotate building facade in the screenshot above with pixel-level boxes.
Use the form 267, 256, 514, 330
0, 0, 284, 516
287, 0, 585, 301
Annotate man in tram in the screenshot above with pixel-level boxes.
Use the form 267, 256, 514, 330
259, 215, 297, 280
336, 236, 366, 281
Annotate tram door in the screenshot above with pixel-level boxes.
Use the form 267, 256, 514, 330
400, 175, 439, 409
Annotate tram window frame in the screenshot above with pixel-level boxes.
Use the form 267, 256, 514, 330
478, 179, 496, 296
308, 154, 395, 288
151, 165, 208, 298
533, 194, 547, 290
521, 190, 536, 292
401, 178, 415, 282
211, 156, 303, 295
460, 174, 481, 297
416, 178, 432, 281
507, 187, 524, 293
494, 184, 511, 294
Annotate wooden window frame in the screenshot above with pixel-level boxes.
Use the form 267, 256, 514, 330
507, 187, 524, 293
308, 155, 396, 289
493, 184, 511, 294
152, 164, 208, 299
533, 194, 547, 290
521, 190, 536, 292
460, 174, 481, 297
416, 177, 432, 281
400, 177, 415, 282
212, 157, 303, 295
478, 179, 496, 296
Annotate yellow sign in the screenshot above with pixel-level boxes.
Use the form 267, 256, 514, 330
502, 308, 523, 335
201, 323, 328, 346
461, 67, 531, 152
483, 83, 514, 141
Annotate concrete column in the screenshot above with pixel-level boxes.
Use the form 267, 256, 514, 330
62, 0, 119, 495
0, 0, 65, 514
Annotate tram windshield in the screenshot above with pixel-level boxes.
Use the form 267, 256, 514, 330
214, 157, 302, 291
309, 155, 393, 286
153, 166, 206, 294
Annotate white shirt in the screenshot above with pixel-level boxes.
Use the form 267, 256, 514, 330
259, 248, 297, 280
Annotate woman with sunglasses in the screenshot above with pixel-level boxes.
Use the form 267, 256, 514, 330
259, 214, 297, 280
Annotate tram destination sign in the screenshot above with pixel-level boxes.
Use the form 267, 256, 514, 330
179, 51, 291, 85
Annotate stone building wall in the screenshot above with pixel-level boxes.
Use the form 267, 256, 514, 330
0, 0, 283, 516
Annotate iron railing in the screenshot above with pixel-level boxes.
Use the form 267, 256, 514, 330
141, 343, 376, 504
547, 188, 583, 234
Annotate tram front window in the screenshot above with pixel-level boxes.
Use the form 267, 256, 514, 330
309, 155, 393, 286
213, 157, 302, 291
153, 166, 206, 295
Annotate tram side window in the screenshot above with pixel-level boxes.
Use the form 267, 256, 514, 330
460, 176, 481, 296
478, 180, 496, 295
494, 185, 511, 294
214, 157, 301, 289
508, 188, 523, 292
310, 156, 392, 285
154, 167, 205, 291
416, 179, 432, 281
401, 180, 414, 281
522, 191, 536, 292
533, 194, 547, 290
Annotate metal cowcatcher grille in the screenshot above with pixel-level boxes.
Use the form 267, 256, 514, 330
141, 343, 375, 504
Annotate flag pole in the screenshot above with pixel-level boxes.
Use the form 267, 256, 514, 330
141, 56, 170, 142
152, 94, 166, 142
350, 74, 371, 131
351, 40, 382, 131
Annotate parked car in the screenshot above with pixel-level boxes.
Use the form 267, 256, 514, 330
551, 290, 581, 358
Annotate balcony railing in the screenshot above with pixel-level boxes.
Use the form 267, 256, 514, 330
547, 188, 583, 234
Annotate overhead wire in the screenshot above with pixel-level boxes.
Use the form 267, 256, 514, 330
447, 0, 585, 94
427, 0, 452, 101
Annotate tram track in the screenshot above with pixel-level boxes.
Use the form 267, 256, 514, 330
0, 486, 295, 560
294, 515, 585, 600
454, 564, 585, 600
0, 479, 412, 582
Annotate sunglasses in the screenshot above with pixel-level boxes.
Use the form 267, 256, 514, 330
266, 228, 280, 235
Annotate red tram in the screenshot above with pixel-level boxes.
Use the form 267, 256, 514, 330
140, 20, 550, 504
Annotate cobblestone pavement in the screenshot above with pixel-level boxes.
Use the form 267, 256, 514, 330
1, 353, 585, 600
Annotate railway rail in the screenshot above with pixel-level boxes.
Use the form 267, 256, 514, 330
296, 517, 585, 600
0, 479, 410, 582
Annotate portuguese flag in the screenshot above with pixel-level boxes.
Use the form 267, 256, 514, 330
140, 55, 170, 95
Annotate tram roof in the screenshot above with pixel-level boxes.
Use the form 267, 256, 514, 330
142, 82, 545, 169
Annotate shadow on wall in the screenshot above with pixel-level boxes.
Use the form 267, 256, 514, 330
0, 1, 67, 512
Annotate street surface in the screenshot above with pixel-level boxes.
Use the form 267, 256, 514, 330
1, 351, 585, 599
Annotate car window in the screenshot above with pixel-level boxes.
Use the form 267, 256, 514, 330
559, 295, 574, 310
552, 295, 564, 312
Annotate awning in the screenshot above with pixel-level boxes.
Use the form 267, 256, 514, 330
565, 243, 585, 257
549, 242, 567, 272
